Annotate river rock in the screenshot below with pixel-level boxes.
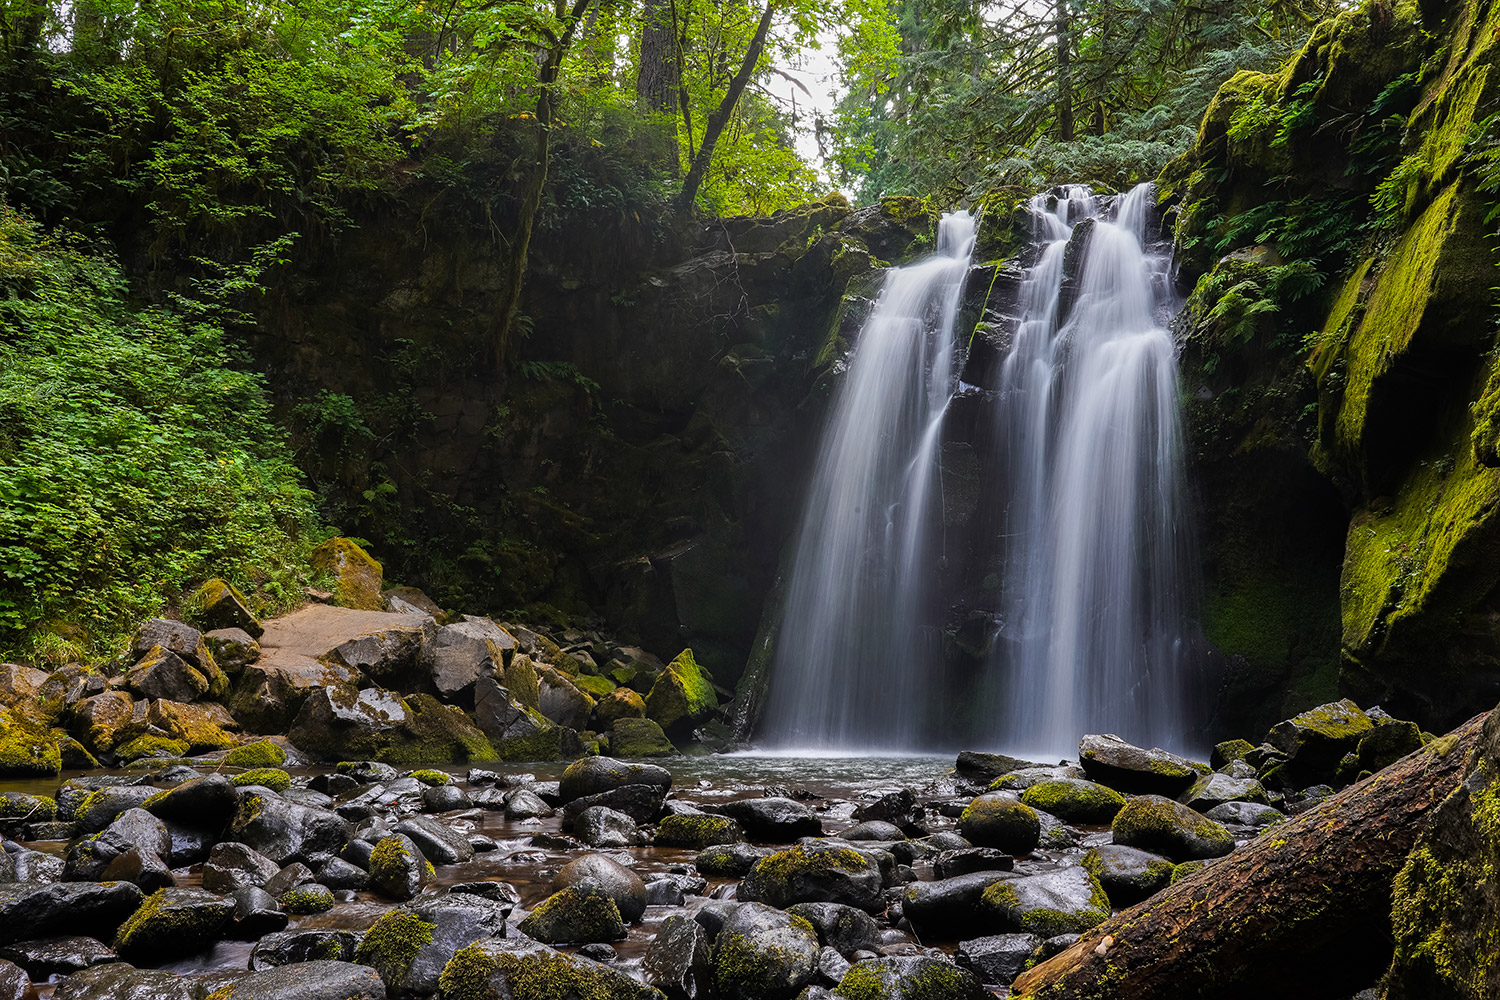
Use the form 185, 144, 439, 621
250, 929, 361, 969
956, 752, 1036, 787
228, 791, 350, 867
113, 887, 235, 963
422, 617, 515, 704
503, 789, 553, 819
842, 820, 904, 841
203, 842, 282, 892
1263, 698, 1373, 785
0, 936, 115, 978
355, 891, 511, 995
575, 806, 642, 848
368, 835, 430, 901
101, 846, 174, 892
518, 884, 627, 944
52, 964, 194, 1000
643, 914, 712, 1000
559, 756, 672, 802
230, 887, 289, 939
0, 881, 143, 945
959, 794, 1041, 854
832, 956, 985, 1000
719, 797, 823, 840
787, 902, 881, 955
556, 854, 647, 922
933, 847, 1014, 880
1078, 734, 1203, 795
279, 882, 334, 914
696, 842, 772, 877
73, 785, 157, 832
561, 783, 668, 825
142, 772, 238, 827
125, 647, 208, 704
1112, 794, 1235, 861
955, 933, 1042, 986
1181, 772, 1267, 811
205, 959, 388, 999
318, 857, 369, 890
739, 840, 884, 912
1357, 719, 1425, 773
713, 901, 819, 1000
657, 814, 744, 849
395, 815, 474, 865
1020, 778, 1127, 825
980, 866, 1110, 938
434, 937, 661, 1000
902, 871, 1015, 939
606, 717, 677, 757
1204, 801, 1286, 827
1082, 844, 1176, 907
990, 766, 1088, 792
205, 628, 261, 673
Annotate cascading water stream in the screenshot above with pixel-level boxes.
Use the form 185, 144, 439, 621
760, 212, 978, 750
993, 182, 1194, 756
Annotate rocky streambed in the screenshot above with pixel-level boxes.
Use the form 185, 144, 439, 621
0, 688, 1449, 1000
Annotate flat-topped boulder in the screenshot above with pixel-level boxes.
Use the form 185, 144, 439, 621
1078, 734, 1205, 795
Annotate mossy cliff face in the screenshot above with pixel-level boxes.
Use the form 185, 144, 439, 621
1165, 0, 1500, 733
248, 193, 933, 688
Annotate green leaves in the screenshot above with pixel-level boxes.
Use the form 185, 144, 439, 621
0, 206, 318, 660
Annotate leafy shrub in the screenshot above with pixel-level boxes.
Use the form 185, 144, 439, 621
0, 205, 319, 660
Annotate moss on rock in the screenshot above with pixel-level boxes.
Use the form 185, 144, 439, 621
1020, 779, 1127, 825
355, 909, 436, 987
225, 740, 286, 768
230, 768, 291, 792
645, 649, 718, 734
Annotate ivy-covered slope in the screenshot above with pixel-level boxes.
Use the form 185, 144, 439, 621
1164, 0, 1500, 733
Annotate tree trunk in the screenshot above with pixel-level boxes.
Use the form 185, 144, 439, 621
675, 1, 774, 212
637, 0, 680, 173
493, 0, 592, 369
1054, 0, 1074, 142
1010, 710, 1491, 1000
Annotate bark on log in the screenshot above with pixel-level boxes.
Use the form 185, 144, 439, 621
1010, 710, 1491, 1000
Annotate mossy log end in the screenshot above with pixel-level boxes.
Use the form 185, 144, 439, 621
1011, 709, 1492, 1000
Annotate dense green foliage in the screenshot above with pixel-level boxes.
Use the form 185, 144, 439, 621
0, 205, 318, 661
830, 0, 1344, 200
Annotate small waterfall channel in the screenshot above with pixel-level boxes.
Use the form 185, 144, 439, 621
760, 212, 978, 750
761, 183, 1195, 755
992, 184, 1195, 757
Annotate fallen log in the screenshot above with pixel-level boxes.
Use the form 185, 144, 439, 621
1010, 708, 1492, 1000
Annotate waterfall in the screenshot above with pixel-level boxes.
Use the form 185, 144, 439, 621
993, 182, 1194, 757
760, 212, 978, 750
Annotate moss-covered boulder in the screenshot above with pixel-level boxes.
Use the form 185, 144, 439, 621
439, 937, 665, 1000
979, 867, 1111, 939
1081, 844, 1177, 908
1020, 779, 1128, 825
68, 691, 135, 755
143, 699, 239, 753
494, 725, 588, 762
1111, 794, 1236, 862
606, 718, 676, 758
279, 883, 335, 914
560, 756, 673, 801
517, 885, 626, 944
114, 887, 236, 963
0, 714, 62, 776
232, 768, 291, 792
204, 627, 261, 674
125, 646, 210, 704
191, 579, 264, 638
368, 834, 431, 902
738, 840, 884, 912
1359, 719, 1426, 772
832, 956, 986, 1000
696, 842, 772, 878
289, 687, 496, 765
596, 686, 648, 727
1078, 734, 1203, 796
1264, 698, 1373, 784
958, 794, 1041, 855
714, 901, 820, 1000
226, 740, 288, 768
645, 649, 718, 734
656, 813, 743, 849
310, 537, 385, 611
355, 891, 513, 996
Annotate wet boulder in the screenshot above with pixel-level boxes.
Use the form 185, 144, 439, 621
643, 914, 712, 1000
1263, 699, 1374, 786
250, 929, 362, 969
1111, 795, 1236, 861
101, 846, 174, 892
367, 834, 431, 902
1078, 734, 1203, 796
1082, 844, 1176, 907
738, 841, 884, 912
606, 718, 677, 757
787, 902, 882, 956
979, 866, 1110, 938
230, 887, 289, 939
956, 933, 1044, 986
902, 872, 1015, 939
720, 797, 823, 840
932, 847, 1014, 880
645, 649, 718, 735
502, 789, 553, 819
0, 936, 115, 979
559, 756, 673, 802
203, 842, 282, 893
0, 882, 143, 945
1204, 801, 1286, 828
518, 884, 627, 944
959, 794, 1041, 854
561, 783, 668, 826
202, 959, 388, 999
394, 815, 474, 866
113, 888, 235, 963
713, 902, 820, 1000
842, 820, 904, 841
696, 843, 772, 878
435, 938, 662, 1000
1019, 779, 1128, 825
1180, 772, 1268, 811
72, 785, 157, 833
279, 883, 334, 915
657, 814, 744, 849
556, 854, 647, 922
52, 964, 194, 1000
355, 892, 511, 996
142, 773, 238, 828
227, 790, 351, 868
574, 806, 642, 848
832, 956, 985, 1000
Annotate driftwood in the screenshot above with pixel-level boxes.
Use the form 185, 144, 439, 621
1010, 710, 1491, 1000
